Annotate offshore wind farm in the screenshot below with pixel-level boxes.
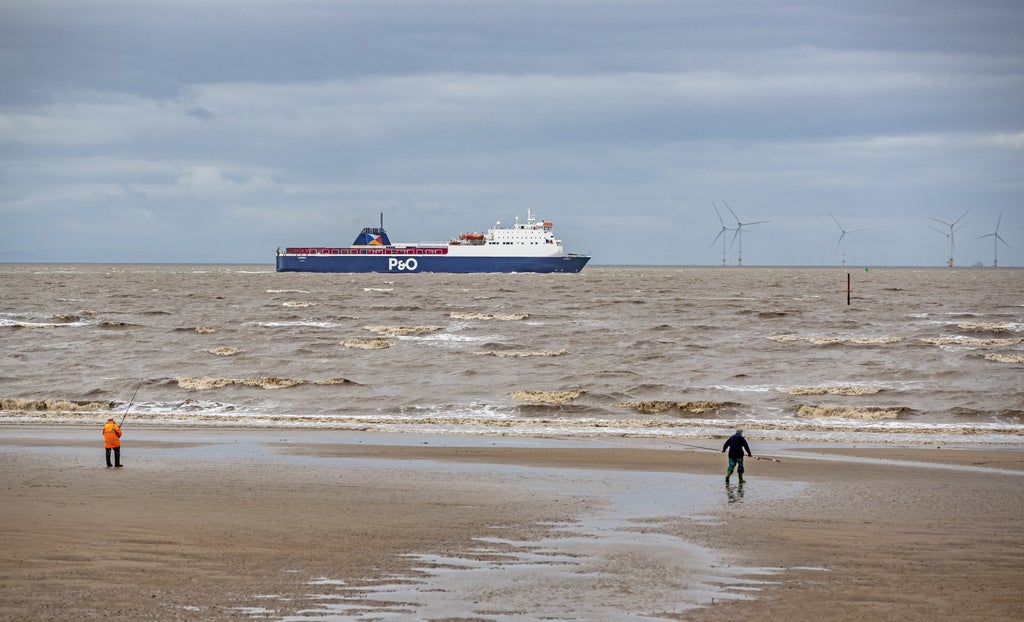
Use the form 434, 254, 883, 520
707, 205, 1019, 268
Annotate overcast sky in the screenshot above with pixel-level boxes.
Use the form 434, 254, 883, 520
2, 0, 1023, 266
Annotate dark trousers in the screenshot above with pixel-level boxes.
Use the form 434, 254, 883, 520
106, 447, 121, 467
727, 456, 744, 476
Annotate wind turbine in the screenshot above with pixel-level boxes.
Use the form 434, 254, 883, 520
710, 202, 736, 267
723, 200, 770, 266
927, 209, 970, 267
829, 212, 865, 268
976, 213, 1010, 268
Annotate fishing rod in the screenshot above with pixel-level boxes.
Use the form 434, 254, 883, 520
667, 439, 782, 462
119, 379, 143, 427
669, 440, 722, 453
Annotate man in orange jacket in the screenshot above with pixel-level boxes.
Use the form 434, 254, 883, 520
103, 418, 123, 468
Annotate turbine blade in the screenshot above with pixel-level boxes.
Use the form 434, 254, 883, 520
722, 199, 740, 224
829, 211, 843, 230
952, 208, 971, 225
927, 216, 952, 227
710, 228, 725, 248
834, 232, 845, 254
713, 203, 726, 227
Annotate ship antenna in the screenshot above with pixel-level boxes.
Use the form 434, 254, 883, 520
380, 212, 383, 230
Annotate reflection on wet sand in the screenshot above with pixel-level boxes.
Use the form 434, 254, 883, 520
726, 481, 745, 504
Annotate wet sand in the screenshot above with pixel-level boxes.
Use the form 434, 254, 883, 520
1, 426, 1022, 620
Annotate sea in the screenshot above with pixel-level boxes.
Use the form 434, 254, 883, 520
2, 264, 1022, 446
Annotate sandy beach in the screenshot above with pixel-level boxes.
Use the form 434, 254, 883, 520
2, 426, 1022, 621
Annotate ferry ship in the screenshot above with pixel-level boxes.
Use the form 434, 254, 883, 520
276, 210, 591, 273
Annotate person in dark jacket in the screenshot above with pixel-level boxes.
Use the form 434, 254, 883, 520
722, 429, 751, 483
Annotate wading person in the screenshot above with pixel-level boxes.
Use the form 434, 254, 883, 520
722, 429, 751, 483
103, 417, 123, 468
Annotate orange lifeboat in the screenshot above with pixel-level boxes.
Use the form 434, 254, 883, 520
542, 221, 553, 227
460, 232, 485, 241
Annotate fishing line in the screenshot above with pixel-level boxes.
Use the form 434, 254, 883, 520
119, 379, 143, 427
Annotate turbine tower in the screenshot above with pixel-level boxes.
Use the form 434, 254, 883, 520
723, 200, 770, 267
829, 212, 865, 268
927, 209, 970, 267
976, 213, 1010, 268
710, 202, 736, 267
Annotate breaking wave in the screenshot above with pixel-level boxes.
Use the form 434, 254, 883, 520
983, 353, 1024, 364
343, 339, 392, 350
5, 410, 1019, 445
207, 347, 241, 356
922, 337, 1023, 347
476, 349, 567, 358
956, 322, 1019, 333
1, 398, 116, 412
450, 312, 529, 321
769, 335, 902, 345
282, 301, 317, 308
614, 401, 739, 415
177, 376, 357, 390
364, 325, 443, 337
195, 326, 217, 334
795, 404, 906, 420
1, 314, 89, 329
508, 389, 586, 405
257, 320, 340, 328
850, 337, 903, 345
779, 386, 884, 396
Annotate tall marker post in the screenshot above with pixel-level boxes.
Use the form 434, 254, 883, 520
847, 272, 851, 305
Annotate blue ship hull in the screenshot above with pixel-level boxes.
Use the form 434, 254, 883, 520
276, 254, 590, 274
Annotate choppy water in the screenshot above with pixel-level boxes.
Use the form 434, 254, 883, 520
2, 264, 1022, 444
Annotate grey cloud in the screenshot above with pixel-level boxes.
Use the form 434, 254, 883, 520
1, 0, 1022, 265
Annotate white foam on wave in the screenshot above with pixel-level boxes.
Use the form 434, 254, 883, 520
400, 332, 488, 344
255, 321, 338, 329
0, 312, 91, 329
955, 321, 1023, 333
768, 335, 903, 345
5, 406, 1021, 445
922, 335, 1024, 347
710, 384, 775, 393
